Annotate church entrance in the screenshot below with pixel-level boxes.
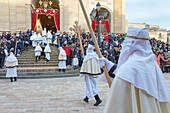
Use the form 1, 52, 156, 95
38, 14, 57, 32
31, 0, 60, 32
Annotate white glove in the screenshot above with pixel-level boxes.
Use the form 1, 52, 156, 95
98, 58, 106, 68
99, 57, 114, 71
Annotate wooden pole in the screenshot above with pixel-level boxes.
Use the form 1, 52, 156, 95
14, 39, 18, 56
69, 21, 85, 57
79, 0, 112, 88
77, 32, 84, 57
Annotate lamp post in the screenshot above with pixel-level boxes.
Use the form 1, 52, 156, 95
90, 2, 108, 44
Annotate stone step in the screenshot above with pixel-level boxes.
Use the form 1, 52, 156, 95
18, 58, 58, 62
0, 67, 74, 73
19, 64, 59, 67
18, 61, 59, 65
17, 56, 59, 59
0, 70, 79, 76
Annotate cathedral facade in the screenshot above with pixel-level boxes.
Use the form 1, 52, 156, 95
0, 0, 126, 33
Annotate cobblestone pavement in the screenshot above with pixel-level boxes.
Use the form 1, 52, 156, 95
0, 73, 169, 113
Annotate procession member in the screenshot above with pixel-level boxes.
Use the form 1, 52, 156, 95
44, 43, 51, 61
104, 26, 170, 113
80, 44, 102, 106
3, 45, 8, 61
42, 28, 47, 45
37, 33, 43, 45
53, 36, 58, 46
58, 47, 67, 72
47, 30, 52, 44
98, 57, 117, 83
34, 43, 42, 62
5, 48, 18, 82
30, 32, 38, 47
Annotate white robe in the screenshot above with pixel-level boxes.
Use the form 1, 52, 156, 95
45, 53, 50, 60
5, 52, 18, 78
84, 75, 98, 98
47, 38, 52, 44
42, 36, 47, 45
59, 61, 66, 69
6, 67, 17, 78
35, 51, 41, 57
32, 40, 37, 47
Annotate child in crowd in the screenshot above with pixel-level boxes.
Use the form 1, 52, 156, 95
73, 55, 79, 70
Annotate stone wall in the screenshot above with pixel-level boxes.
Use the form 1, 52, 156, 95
0, 0, 126, 33
0, 0, 31, 33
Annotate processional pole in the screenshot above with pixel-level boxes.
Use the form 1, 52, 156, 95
78, 0, 112, 88
69, 21, 85, 57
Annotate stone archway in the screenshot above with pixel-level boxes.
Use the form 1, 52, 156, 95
31, 0, 60, 32
91, 7, 111, 34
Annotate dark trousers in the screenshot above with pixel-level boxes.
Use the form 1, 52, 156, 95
10, 77, 17, 82
66, 55, 70, 66
59, 69, 65, 72
0, 58, 4, 68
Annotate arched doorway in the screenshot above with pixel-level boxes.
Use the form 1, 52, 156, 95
31, 0, 60, 32
91, 8, 111, 34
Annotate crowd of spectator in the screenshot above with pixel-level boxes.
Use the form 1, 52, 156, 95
0, 29, 169, 73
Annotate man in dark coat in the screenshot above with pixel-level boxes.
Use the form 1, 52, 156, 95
6, 40, 12, 53
0, 45, 4, 69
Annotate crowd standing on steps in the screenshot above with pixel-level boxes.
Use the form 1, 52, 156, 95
0, 29, 169, 73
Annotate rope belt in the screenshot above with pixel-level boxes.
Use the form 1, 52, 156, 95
127, 36, 149, 40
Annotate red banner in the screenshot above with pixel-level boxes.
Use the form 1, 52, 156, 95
32, 9, 60, 31
92, 20, 110, 33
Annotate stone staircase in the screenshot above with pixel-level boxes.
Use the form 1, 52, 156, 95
0, 45, 78, 78
18, 45, 59, 67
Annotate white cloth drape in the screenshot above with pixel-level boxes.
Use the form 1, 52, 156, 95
59, 61, 66, 69
116, 26, 169, 102
6, 67, 17, 78
104, 77, 170, 113
84, 75, 98, 98
35, 51, 41, 56
80, 58, 101, 77
45, 53, 50, 60
32, 41, 37, 47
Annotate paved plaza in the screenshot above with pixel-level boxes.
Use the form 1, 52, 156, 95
0, 74, 169, 113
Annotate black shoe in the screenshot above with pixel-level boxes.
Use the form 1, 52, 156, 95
14, 77, 17, 81
94, 94, 102, 106
83, 96, 89, 103
10, 77, 13, 82
94, 99, 102, 106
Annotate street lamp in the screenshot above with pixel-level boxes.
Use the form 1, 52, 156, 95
90, 2, 108, 44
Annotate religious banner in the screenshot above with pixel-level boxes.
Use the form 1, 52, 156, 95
92, 20, 110, 33
32, 9, 60, 31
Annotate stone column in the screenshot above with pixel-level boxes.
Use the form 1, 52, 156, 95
25, 3, 31, 30
59, 3, 64, 32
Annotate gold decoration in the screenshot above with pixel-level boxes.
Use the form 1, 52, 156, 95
44, 9, 47, 12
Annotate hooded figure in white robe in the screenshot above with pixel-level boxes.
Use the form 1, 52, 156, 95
30, 32, 38, 47
103, 26, 170, 113
34, 43, 42, 62
5, 48, 18, 82
58, 47, 67, 72
47, 30, 52, 44
42, 28, 47, 45
37, 33, 43, 45
80, 44, 102, 106
44, 44, 51, 61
